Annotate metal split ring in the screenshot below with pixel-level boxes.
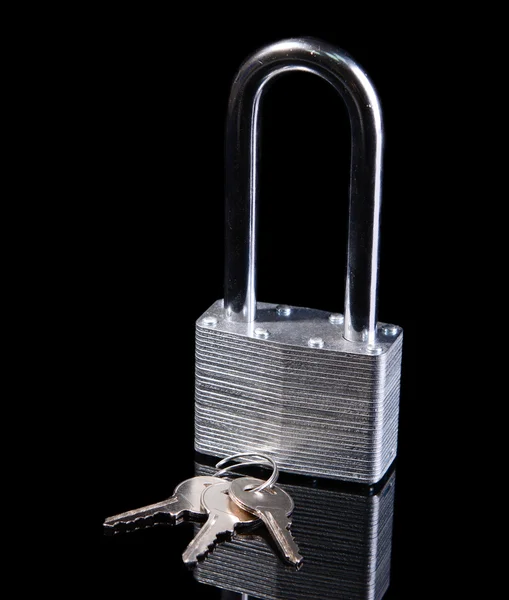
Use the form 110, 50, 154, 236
214, 452, 279, 492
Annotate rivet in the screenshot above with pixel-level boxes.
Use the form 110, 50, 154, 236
202, 316, 218, 327
382, 324, 399, 336
254, 327, 269, 339
276, 305, 292, 316
329, 313, 345, 325
308, 337, 324, 348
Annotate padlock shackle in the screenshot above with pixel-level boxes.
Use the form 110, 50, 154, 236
224, 38, 384, 344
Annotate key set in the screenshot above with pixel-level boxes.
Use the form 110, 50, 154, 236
104, 453, 303, 568
193, 459, 397, 600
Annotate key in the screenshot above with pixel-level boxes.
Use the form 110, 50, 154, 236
182, 480, 259, 565
228, 476, 303, 567
103, 475, 224, 533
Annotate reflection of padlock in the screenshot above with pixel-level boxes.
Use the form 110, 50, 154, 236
194, 460, 396, 599
195, 38, 403, 484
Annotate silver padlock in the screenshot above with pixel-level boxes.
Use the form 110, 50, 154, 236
195, 38, 403, 484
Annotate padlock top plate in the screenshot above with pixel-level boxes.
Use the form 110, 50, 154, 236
197, 300, 402, 357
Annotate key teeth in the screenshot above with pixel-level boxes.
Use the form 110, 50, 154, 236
182, 544, 212, 568
182, 532, 231, 568
279, 547, 303, 569
103, 514, 175, 535
103, 523, 120, 536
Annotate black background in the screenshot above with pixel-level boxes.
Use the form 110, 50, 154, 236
94, 25, 424, 599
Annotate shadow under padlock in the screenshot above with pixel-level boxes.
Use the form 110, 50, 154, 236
193, 460, 396, 600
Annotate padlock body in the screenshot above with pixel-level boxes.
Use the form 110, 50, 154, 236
195, 300, 403, 484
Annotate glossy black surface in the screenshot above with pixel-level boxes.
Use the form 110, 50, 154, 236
93, 27, 420, 600
102, 458, 397, 599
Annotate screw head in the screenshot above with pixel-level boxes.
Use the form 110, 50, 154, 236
329, 313, 344, 325
308, 337, 324, 348
202, 316, 218, 327
254, 327, 269, 339
367, 344, 382, 355
276, 304, 292, 316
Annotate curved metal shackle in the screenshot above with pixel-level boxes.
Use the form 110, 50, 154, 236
224, 37, 384, 344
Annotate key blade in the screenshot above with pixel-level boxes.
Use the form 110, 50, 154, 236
103, 497, 179, 533
260, 508, 303, 568
228, 476, 303, 568
181, 513, 229, 566
103, 476, 226, 535
182, 480, 257, 567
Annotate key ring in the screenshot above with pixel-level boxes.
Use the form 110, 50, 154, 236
214, 452, 279, 492
214, 453, 278, 491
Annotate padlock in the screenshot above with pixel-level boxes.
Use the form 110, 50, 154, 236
194, 37, 403, 484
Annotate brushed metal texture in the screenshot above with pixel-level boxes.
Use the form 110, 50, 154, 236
195, 302, 403, 483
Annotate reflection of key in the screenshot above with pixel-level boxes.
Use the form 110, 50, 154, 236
103, 476, 224, 534
182, 481, 259, 566
228, 476, 303, 567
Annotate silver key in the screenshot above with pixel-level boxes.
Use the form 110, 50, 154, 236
228, 476, 303, 567
182, 480, 259, 565
104, 475, 224, 533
